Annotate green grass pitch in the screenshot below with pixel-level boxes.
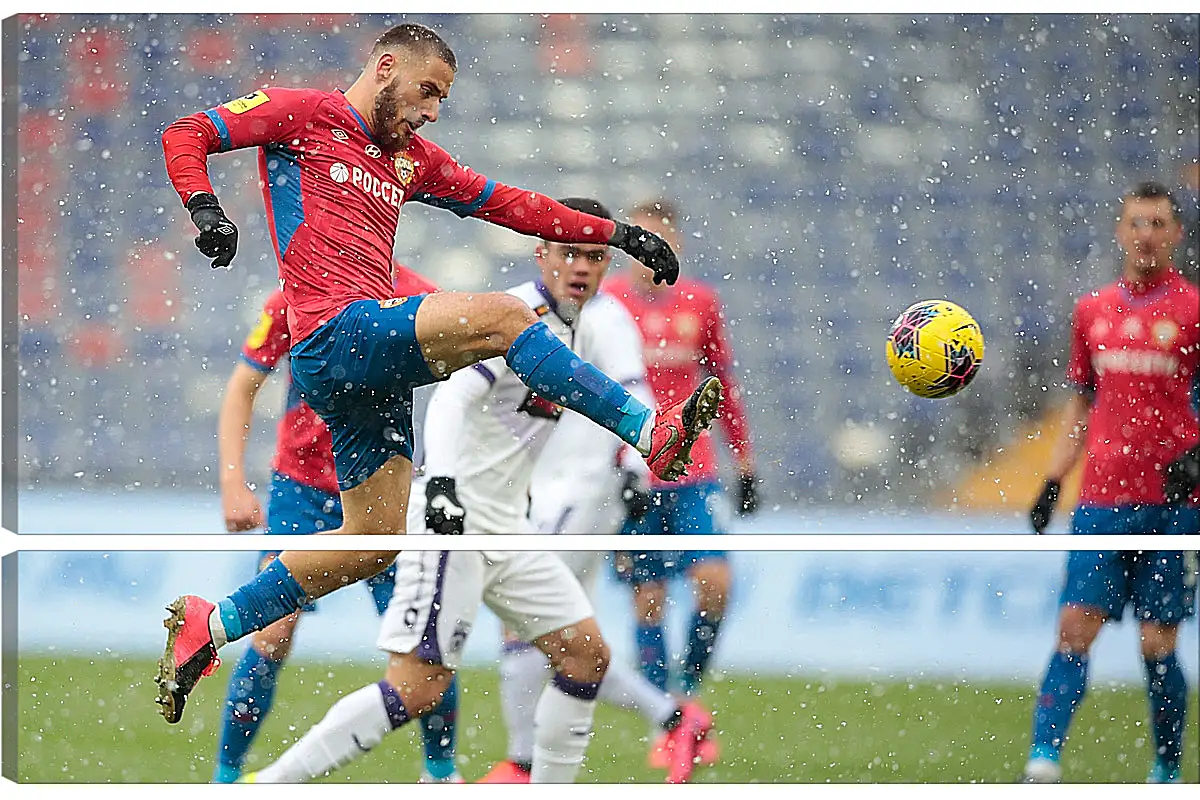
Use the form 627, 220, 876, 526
15, 654, 1198, 783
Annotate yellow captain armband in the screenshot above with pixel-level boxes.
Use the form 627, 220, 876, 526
223, 90, 270, 115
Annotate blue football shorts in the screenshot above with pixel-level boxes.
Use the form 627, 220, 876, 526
258, 471, 396, 615
289, 296, 438, 491
1059, 504, 1199, 623
615, 481, 729, 585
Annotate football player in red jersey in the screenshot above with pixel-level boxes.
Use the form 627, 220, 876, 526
157, 23, 727, 784
1023, 182, 1199, 783
605, 199, 760, 774
211, 266, 461, 784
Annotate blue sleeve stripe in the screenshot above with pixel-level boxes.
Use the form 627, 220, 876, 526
241, 354, 273, 374
412, 178, 497, 218
473, 363, 497, 384
463, 178, 496, 215
203, 108, 231, 151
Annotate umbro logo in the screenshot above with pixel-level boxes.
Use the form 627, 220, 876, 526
332, 128, 349, 141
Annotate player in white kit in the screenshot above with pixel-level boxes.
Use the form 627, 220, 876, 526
246, 198, 649, 785
477, 260, 715, 785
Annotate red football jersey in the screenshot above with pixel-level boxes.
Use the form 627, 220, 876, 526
241, 265, 439, 495
1066, 268, 1200, 505
604, 273, 753, 488
163, 87, 616, 343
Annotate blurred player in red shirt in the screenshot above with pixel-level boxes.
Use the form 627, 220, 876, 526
604, 199, 760, 772
1023, 181, 1199, 784
212, 265, 461, 784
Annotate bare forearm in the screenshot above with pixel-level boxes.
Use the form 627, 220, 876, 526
218, 367, 265, 486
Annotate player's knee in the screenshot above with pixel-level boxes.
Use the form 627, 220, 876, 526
1057, 608, 1103, 653
487, 292, 539, 348
1139, 624, 1178, 660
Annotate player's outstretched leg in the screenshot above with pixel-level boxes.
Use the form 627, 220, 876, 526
212, 613, 300, 782
415, 293, 724, 483
156, 464, 411, 723
155, 551, 399, 723
249, 654, 454, 783
504, 319, 722, 481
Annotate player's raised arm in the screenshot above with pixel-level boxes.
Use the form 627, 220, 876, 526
161, 88, 323, 268
408, 142, 680, 284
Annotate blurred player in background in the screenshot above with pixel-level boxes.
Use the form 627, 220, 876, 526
212, 265, 461, 784
246, 197, 656, 784
478, 208, 714, 785
604, 200, 759, 766
157, 22, 723, 728
1024, 181, 1200, 784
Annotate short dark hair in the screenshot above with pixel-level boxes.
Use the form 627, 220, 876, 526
558, 197, 612, 220
631, 198, 681, 229
372, 23, 456, 72
1127, 180, 1182, 222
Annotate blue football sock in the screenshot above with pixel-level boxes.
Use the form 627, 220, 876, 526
366, 562, 397, 616
636, 622, 669, 692
217, 558, 307, 643
1144, 652, 1187, 773
421, 675, 459, 779
213, 644, 284, 781
1031, 650, 1089, 760
680, 611, 722, 696
507, 321, 651, 447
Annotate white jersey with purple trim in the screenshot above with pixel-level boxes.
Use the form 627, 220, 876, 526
423, 281, 646, 534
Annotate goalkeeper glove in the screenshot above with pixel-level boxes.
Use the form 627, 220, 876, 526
1164, 444, 1200, 505
1029, 479, 1061, 534
620, 470, 652, 521
425, 476, 466, 534
187, 192, 239, 269
609, 222, 679, 286
738, 473, 760, 517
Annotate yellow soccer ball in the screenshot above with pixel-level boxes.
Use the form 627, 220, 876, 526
885, 300, 984, 398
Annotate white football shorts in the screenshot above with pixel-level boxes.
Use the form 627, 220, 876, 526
378, 548, 595, 670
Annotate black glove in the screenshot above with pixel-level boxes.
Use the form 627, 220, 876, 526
187, 192, 239, 269
609, 221, 679, 286
620, 470, 652, 521
738, 473, 760, 516
425, 476, 465, 534
1164, 444, 1200, 505
1030, 479, 1061, 534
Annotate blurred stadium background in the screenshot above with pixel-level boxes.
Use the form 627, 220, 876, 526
8, 14, 1200, 784
12, 13, 1199, 523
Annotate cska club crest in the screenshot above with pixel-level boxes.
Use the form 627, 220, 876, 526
393, 153, 416, 187
1152, 320, 1179, 349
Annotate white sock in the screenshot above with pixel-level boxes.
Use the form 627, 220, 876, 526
254, 682, 398, 783
208, 608, 228, 650
531, 680, 598, 783
636, 410, 656, 456
499, 642, 550, 763
597, 662, 677, 726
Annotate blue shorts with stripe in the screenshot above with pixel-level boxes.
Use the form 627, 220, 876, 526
614, 482, 729, 585
259, 471, 395, 614
290, 296, 439, 491
1059, 504, 1199, 624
